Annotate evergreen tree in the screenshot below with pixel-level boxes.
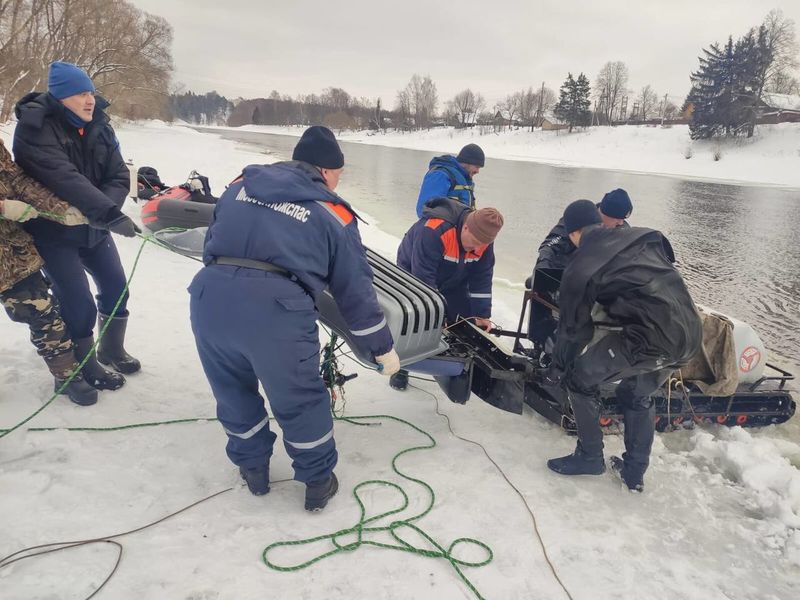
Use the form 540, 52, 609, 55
689, 27, 774, 139
169, 91, 232, 125
554, 72, 591, 132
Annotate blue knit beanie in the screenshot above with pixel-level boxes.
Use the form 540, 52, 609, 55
48, 61, 95, 100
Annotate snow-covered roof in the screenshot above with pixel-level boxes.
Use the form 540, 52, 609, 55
762, 93, 800, 111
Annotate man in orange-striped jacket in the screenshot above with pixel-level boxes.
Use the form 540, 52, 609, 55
394, 199, 503, 391
397, 198, 504, 330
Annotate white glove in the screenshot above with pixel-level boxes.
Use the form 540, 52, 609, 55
1, 199, 39, 222
61, 206, 89, 226
375, 349, 401, 377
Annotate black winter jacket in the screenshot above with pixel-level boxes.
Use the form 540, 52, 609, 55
553, 225, 701, 371
536, 216, 574, 271
13, 92, 129, 247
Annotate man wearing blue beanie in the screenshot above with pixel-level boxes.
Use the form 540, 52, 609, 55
12, 61, 142, 396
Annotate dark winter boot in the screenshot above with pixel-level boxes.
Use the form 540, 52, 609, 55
305, 472, 339, 512
613, 399, 656, 492
45, 352, 99, 406
97, 313, 141, 374
389, 369, 409, 391
547, 441, 606, 476
239, 464, 270, 496
609, 456, 644, 493
74, 336, 125, 391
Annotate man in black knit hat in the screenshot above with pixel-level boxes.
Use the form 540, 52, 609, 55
545, 200, 702, 492
415, 143, 485, 217
528, 188, 634, 355
189, 126, 400, 511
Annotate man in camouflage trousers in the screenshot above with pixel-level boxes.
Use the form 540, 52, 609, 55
0, 138, 97, 405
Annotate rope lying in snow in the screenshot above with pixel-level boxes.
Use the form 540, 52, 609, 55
0, 411, 495, 600
261, 411, 494, 600
0, 488, 235, 600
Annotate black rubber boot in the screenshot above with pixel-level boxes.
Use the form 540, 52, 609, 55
53, 376, 99, 406
389, 369, 409, 391
610, 456, 644, 492
46, 353, 98, 406
97, 313, 141, 374
305, 473, 339, 512
74, 336, 125, 391
547, 442, 606, 475
239, 464, 270, 496
613, 399, 656, 492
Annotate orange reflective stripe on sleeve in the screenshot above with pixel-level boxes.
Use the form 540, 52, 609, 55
440, 228, 460, 262
319, 201, 354, 226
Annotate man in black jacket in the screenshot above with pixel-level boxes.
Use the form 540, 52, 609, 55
546, 200, 702, 491
528, 189, 634, 352
13, 61, 141, 392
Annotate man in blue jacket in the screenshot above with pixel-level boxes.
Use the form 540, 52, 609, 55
393, 199, 504, 390
13, 62, 141, 394
189, 126, 400, 511
415, 144, 485, 217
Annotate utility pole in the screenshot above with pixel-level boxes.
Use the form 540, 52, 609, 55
661, 92, 669, 126
535, 81, 545, 131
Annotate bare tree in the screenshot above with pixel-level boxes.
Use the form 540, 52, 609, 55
762, 9, 800, 94
662, 98, 678, 121
394, 88, 412, 129
496, 92, 522, 128
637, 85, 659, 120
320, 87, 351, 111
446, 88, 485, 127
531, 85, 556, 126
594, 61, 629, 124
0, 0, 174, 121
400, 74, 437, 129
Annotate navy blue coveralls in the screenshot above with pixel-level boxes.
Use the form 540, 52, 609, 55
13, 92, 131, 338
189, 161, 393, 483
397, 199, 494, 323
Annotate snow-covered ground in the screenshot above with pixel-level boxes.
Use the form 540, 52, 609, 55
1, 121, 799, 599
210, 121, 800, 189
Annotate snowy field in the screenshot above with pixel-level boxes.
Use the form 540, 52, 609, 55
1, 121, 799, 599
211, 121, 800, 189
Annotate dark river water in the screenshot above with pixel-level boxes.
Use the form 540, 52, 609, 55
201, 128, 800, 367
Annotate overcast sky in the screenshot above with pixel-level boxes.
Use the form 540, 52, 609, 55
132, 0, 799, 107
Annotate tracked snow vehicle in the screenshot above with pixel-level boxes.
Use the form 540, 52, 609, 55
331, 252, 796, 433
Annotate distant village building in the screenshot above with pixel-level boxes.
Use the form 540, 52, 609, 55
536, 112, 569, 131
456, 112, 477, 128
493, 110, 522, 130
758, 93, 800, 124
